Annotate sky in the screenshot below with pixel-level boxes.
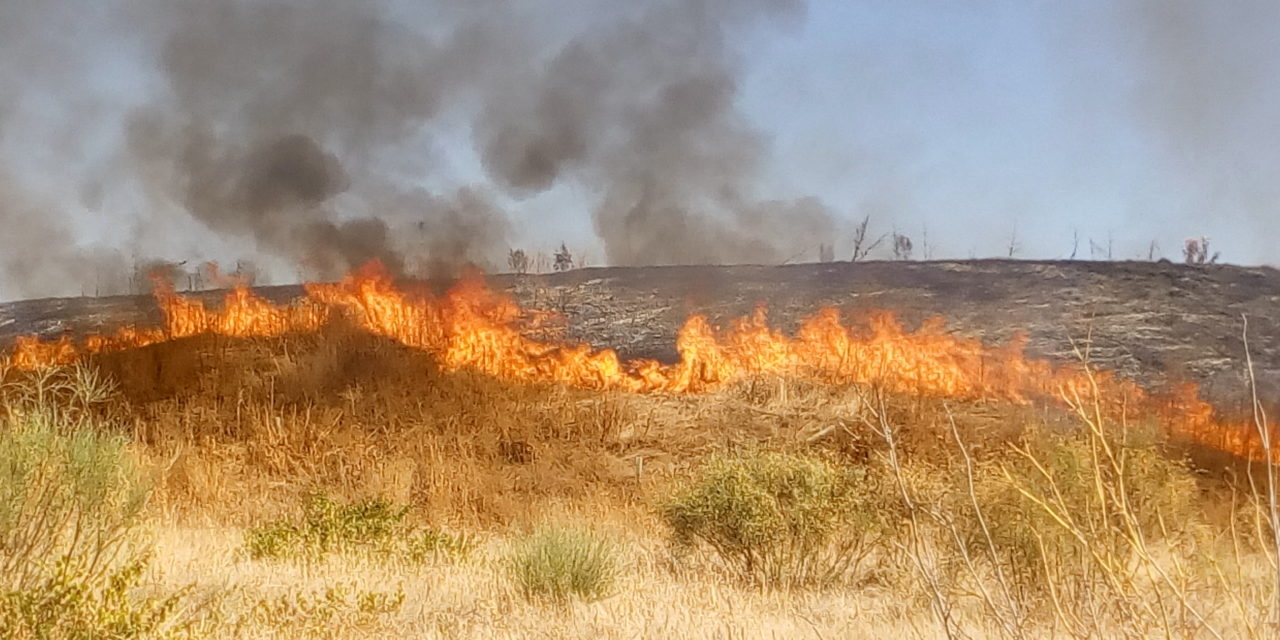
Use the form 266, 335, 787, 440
0, 0, 1276, 300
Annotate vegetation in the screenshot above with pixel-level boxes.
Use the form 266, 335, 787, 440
1185, 236, 1221, 264
1, 347, 1277, 637
553, 242, 575, 272
237, 584, 405, 638
507, 249, 530, 275
661, 451, 884, 587
244, 493, 474, 563
0, 369, 191, 639
505, 526, 617, 603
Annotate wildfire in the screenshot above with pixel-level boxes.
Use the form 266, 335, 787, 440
4, 261, 1276, 461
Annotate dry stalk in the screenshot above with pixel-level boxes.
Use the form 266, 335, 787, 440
1242, 314, 1280, 632
861, 387, 968, 640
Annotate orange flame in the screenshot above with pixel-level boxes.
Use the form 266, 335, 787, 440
5, 261, 1276, 461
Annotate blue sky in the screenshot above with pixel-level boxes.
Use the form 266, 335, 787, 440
454, 0, 1272, 264
0, 0, 1276, 298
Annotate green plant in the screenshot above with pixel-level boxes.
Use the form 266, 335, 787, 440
405, 528, 476, 563
660, 451, 883, 588
0, 374, 192, 639
0, 410, 150, 592
245, 494, 405, 560
505, 526, 617, 603
1, 556, 191, 639
244, 493, 474, 563
241, 583, 404, 636
964, 425, 1201, 601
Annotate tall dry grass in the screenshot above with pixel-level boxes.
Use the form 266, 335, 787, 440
2, 329, 1278, 638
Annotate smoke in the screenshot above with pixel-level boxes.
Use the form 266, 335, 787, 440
1110, 0, 1280, 257
475, 0, 833, 265
129, 0, 828, 271
0, 2, 129, 299
0, 0, 840, 299
121, 0, 501, 279
0, 173, 132, 299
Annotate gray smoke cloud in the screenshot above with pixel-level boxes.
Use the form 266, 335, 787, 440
0, 2, 131, 299
1110, 0, 1280, 258
475, 0, 833, 265
7, 0, 1280, 300
0, 0, 836, 299
122, 0, 511, 280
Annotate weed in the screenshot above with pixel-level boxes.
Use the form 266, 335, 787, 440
239, 583, 405, 637
0, 378, 192, 639
1, 556, 191, 639
244, 493, 474, 563
506, 526, 617, 603
405, 528, 476, 563
660, 450, 884, 588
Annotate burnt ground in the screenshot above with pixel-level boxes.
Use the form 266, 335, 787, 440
3, 259, 1279, 409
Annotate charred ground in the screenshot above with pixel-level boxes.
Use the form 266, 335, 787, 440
3, 259, 1278, 406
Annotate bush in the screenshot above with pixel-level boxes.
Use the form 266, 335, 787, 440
1, 556, 188, 639
660, 451, 884, 588
244, 493, 473, 563
965, 428, 1201, 596
0, 410, 149, 591
241, 583, 405, 636
505, 526, 617, 603
0, 394, 190, 638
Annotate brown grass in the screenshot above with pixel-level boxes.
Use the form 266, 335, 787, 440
2, 329, 1278, 638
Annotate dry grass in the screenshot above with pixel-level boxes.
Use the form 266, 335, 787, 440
2, 330, 1279, 638
146, 517, 966, 640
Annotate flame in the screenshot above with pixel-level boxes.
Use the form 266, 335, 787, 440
5, 261, 1277, 461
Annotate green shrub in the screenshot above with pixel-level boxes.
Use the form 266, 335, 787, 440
660, 451, 883, 588
0, 390, 190, 638
405, 528, 476, 563
242, 583, 405, 635
1, 556, 189, 639
970, 428, 1201, 595
505, 526, 617, 603
245, 493, 474, 563
0, 410, 150, 591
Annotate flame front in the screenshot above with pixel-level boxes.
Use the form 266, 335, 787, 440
6, 261, 1276, 461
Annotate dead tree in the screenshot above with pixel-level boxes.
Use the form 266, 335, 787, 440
507, 249, 530, 275
850, 215, 888, 262
1183, 237, 1219, 265
891, 232, 913, 261
553, 243, 574, 272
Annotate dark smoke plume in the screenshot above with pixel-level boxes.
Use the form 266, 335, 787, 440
475, 0, 833, 265
1, 0, 832, 298
123, 0, 499, 279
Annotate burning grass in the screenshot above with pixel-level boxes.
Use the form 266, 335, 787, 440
6, 260, 1277, 463
2, 322, 1280, 637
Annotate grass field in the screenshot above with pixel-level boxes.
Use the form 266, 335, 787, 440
2, 331, 1279, 638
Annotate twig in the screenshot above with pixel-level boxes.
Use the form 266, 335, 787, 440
1243, 313, 1280, 630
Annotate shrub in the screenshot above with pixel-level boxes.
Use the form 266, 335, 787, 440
0, 410, 150, 591
660, 451, 883, 588
405, 528, 476, 563
505, 526, 617, 603
966, 427, 1201, 597
1, 556, 188, 639
0, 392, 190, 638
244, 493, 474, 563
242, 583, 405, 635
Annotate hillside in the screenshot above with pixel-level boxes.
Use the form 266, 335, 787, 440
3, 259, 1279, 405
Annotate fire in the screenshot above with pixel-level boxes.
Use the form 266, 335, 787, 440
5, 261, 1277, 461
